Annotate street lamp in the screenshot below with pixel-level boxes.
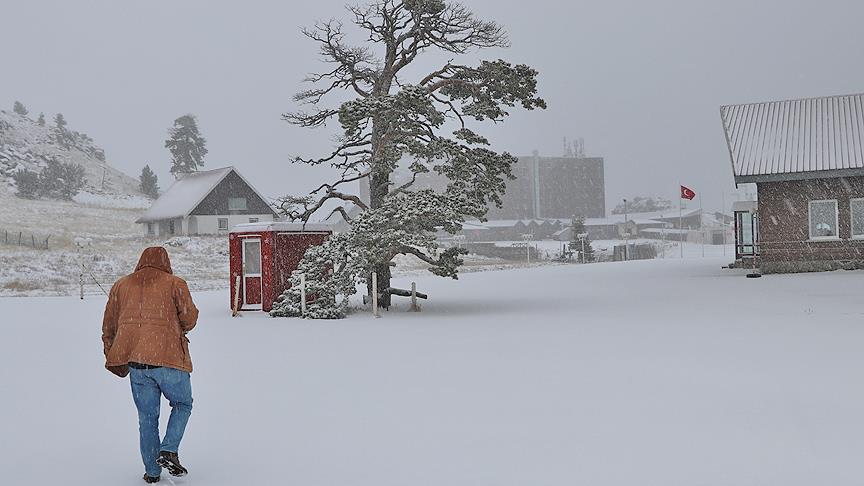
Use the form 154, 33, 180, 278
623, 198, 629, 261
521, 233, 534, 263
577, 232, 588, 263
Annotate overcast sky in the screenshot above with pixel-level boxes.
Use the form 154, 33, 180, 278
3, 0, 863, 213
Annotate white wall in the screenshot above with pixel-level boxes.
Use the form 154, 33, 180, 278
191, 214, 275, 235
140, 215, 275, 236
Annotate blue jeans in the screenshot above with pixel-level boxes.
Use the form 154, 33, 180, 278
129, 367, 193, 478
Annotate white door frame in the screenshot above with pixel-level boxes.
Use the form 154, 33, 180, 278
241, 237, 263, 310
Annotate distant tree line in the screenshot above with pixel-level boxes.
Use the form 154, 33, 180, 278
13, 159, 86, 201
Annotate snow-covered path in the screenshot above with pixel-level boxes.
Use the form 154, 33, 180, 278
2, 258, 864, 485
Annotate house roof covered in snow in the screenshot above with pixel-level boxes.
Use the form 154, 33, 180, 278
136, 167, 275, 223
230, 221, 332, 233
721, 93, 864, 184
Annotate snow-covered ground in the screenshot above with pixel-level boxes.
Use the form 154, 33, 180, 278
3, 258, 863, 485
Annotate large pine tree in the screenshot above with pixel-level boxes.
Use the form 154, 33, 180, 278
13, 101, 28, 116
139, 165, 160, 198
165, 115, 207, 178
54, 113, 67, 130
271, 0, 545, 317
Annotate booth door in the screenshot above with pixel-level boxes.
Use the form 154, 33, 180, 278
242, 238, 263, 309
735, 211, 759, 259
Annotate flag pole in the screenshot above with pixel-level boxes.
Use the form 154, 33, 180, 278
679, 182, 684, 258
700, 192, 704, 258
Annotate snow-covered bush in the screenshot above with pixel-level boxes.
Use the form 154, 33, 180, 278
271, 190, 471, 319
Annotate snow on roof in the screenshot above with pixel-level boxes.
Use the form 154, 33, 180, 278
230, 221, 333, 233
721, 92, 864, 184
461, 221, 491, 230
136, 167, 274, 223
583, 209, 700, 227
640, 228, 691, 234
732, 200, 758, 212
469, 219, 556, 228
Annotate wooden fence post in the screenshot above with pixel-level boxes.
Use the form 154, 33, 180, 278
410, 281, 420, 312
232, 275, 242, 316
79, 263, 85, 300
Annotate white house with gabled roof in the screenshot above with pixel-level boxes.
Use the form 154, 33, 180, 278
136, 166, 280, 237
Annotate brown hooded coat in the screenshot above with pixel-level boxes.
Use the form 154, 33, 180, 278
102, 247, 199, 377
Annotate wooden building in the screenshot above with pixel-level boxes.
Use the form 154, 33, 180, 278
136, 167, 279, 236
721, 92, 864, 272
228, 222, 331, 312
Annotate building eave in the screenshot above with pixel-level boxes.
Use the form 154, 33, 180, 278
735, 167, 864, 184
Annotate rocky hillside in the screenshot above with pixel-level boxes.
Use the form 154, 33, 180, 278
0, 109, 146, 201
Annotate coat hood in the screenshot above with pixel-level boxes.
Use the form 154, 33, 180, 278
135, 247, 173, 274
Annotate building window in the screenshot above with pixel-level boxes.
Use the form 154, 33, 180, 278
146, 223, 154, 235
852, 198, 864, 238
168, 220, 176, 235
218, 218, 229, 231
228, 197, 247, 211
808, 200, 838, 240
248, 217, 259, 223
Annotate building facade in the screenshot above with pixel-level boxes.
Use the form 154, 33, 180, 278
720, 92, 864, 273
136, 167, 279, 237
486, 154, 606, 220
757, 177, 864, 272
371, 153, 606, 222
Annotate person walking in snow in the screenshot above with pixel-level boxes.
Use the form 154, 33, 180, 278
101, 247, 199, 484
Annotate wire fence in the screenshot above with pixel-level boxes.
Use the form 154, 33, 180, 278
1, 228, 54, 250
74, 271, 230, 298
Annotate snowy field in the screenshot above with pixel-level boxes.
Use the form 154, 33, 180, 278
3, 258, 864, 485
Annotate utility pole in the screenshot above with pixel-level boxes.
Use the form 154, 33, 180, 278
679, 183, 684, 259
700, 194, 705, 258
623, 198, 628, 261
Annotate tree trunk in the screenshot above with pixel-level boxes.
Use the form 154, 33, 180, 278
366, 72, 395, 309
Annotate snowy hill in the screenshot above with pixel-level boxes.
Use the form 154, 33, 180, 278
0, 109, 147, 202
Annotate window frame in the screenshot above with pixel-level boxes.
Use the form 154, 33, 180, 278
218, 217, 229, 231
808, 199, 839, 241
228, 197, 248, 211
850, 198, 864, 239
168, 220, 176, 235
146, 223, 154, 235
248, 217, 259, 223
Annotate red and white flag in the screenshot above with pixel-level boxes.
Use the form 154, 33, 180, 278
680, 185, 696, 200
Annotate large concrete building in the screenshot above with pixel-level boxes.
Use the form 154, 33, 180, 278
359, 152, 606, 221
486, 153, 606, 220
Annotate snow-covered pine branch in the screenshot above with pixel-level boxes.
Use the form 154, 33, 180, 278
274, 0, 545, 315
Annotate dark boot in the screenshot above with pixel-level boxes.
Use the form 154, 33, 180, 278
143, 473, 161, 483
156, 451, 188, 477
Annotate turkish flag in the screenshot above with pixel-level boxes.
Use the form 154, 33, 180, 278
680, 185, 696, 200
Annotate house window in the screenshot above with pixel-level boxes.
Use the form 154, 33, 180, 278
146, 223, 154, 235
808, 200, 838, 239
168, 220, 176, 235
218, 218, 229, 231
228, 197, 247, 211
248, 217, 259, 223
851, 198, 864, 238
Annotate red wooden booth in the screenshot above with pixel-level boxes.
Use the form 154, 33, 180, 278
228, 222, 332, 312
